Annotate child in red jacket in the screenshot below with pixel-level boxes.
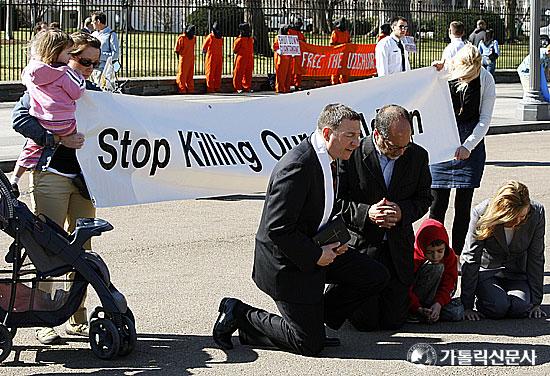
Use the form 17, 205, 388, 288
408, 219, 463, 322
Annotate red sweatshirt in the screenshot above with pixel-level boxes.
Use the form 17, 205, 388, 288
409, 219, 458, 313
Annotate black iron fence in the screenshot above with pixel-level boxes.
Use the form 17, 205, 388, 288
0, 0, 541, 81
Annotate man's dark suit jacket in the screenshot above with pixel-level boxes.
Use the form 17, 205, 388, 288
337, 136, 432, 285
253, 137, 328, 305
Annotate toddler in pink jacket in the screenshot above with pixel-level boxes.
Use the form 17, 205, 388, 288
11, 29, 86, 195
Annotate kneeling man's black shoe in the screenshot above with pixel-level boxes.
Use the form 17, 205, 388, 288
213, 297, 242, 350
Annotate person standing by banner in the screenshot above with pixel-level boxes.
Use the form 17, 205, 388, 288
375, 16, 411, 77
330, 18, 351, 85
273, 25, 293, 93
202, 22, 223, 93
212, 104, 389, 355
288, 16, 306, 90
233, 23, 254, 93
175, 24, 196, 94
430, 44, 496, 257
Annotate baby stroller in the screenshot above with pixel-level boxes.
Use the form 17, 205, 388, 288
0, 170, 136, 361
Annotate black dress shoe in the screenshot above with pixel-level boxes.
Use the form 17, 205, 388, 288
213, 297, 242, 350
324, 337, 341, 347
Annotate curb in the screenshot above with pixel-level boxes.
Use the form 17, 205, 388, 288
487, 122, 550, 135
1, 123, 548, 173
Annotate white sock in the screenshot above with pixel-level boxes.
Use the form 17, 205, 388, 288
10, 175, 20, 185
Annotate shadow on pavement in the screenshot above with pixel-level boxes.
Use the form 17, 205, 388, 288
3, 333, 259, 375
322, 325, 550, 365
199, 194, 265, 201
486, 161, 550, 167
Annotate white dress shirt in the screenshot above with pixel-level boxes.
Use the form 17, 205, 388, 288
310, 131, 334, 230
375, 35, 411, 77
442, 37, 465, 62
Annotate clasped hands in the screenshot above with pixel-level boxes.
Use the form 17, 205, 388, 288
368, 198, 402, 229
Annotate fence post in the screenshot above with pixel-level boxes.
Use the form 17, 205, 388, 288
5, 0, 13, 41
353, 0, 358, 38
123, 0, 129, 78
417, 0, 422, 70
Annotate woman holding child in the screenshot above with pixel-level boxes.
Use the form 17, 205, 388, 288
12, 30, 101, 344
461, 181, 546, 321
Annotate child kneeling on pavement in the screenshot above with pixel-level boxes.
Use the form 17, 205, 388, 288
408, 219, 464, 322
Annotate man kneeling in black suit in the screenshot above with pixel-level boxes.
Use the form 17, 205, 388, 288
213, 103, 390, 356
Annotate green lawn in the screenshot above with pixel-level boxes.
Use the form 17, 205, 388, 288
0, 29, 528, 81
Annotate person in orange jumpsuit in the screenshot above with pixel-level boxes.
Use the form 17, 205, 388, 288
202, 22, 223, 93
175, 24, 196, 93
273, 25, 293, 93
233, 23, 254, 93
330, 17, 351, 85
288, 16, 306, 90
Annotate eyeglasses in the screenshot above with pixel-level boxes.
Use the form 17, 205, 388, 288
73, 56, 100, 68
382, 137, 413, 152
398, 25, 409, 30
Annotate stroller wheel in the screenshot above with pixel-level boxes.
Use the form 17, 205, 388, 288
117, 315, 137, 357
0, 325, 13, 363
89, 318, 120, 360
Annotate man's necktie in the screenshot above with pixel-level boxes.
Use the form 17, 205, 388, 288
330, 160, 338, 196
397, 40, 406, 72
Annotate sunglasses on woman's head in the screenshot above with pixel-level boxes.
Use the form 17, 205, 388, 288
75, 57, 100, 68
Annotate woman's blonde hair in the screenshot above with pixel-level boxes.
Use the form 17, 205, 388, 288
449, 44, 482, 91
28, 29, 72, 64
475, 180, 531, 240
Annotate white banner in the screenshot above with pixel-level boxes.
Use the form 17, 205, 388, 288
76, 67, 459, 207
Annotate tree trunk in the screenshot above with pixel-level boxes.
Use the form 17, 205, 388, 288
380, 0, 415, 30
244, 0, 272, 56
78, 0, 87, 29
505, 0, 517, 40
313, 0, 330, 34
379, 0, 411, 26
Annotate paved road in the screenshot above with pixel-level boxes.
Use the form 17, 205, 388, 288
0, 130, 549, 374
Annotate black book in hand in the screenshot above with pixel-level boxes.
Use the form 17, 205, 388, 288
312, 216, 351, 247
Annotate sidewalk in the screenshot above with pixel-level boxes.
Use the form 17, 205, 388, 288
1, 82, 549, 171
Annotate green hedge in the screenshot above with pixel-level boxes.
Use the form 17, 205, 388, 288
187, 3, 244, 37
422, 9, 506, 43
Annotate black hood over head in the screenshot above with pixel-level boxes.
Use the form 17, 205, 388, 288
212, 22, 222, 38
239, 22, 251, 37
185, 24, 196, 39
290, 15, 303, 30
335, 17, 347, 31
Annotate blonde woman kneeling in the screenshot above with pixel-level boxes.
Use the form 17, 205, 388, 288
461, 181, 546, 321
